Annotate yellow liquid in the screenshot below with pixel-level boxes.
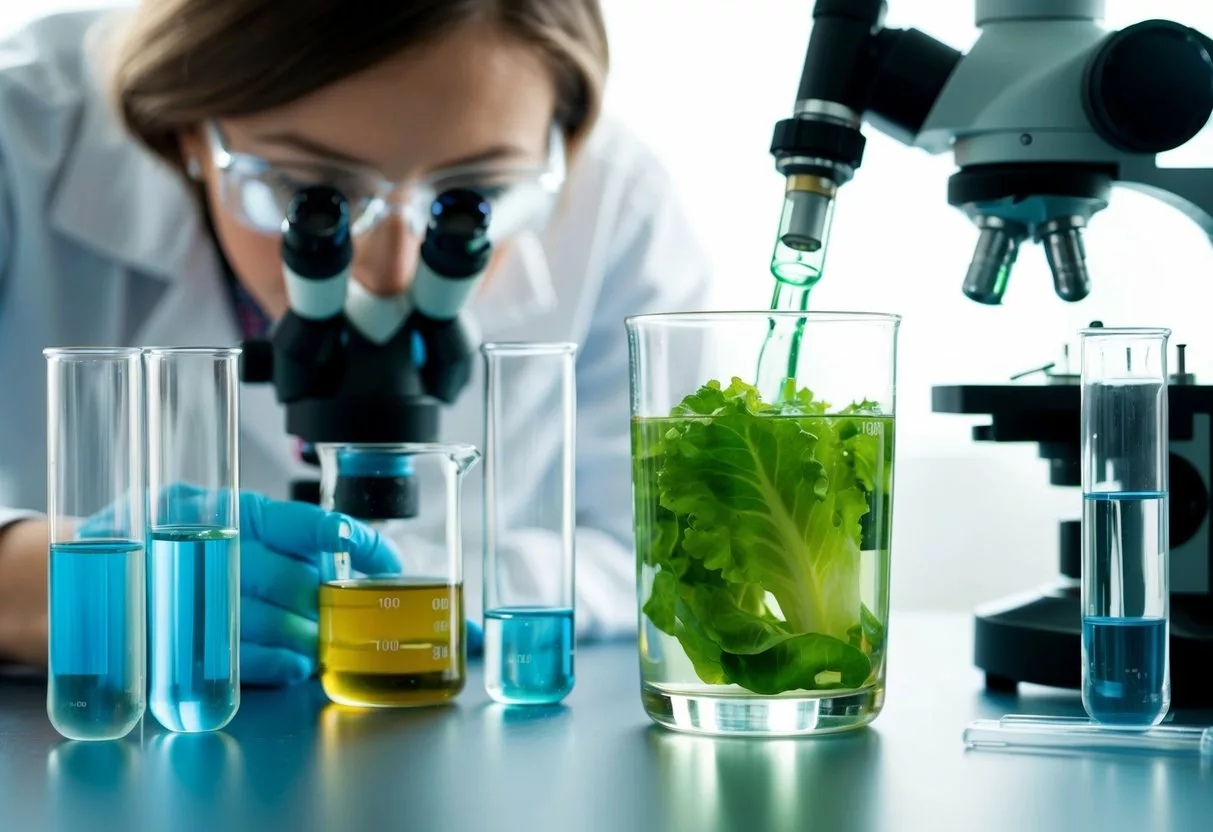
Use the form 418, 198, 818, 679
318, 579, 465, 707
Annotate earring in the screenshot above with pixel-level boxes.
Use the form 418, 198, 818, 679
186, 156, 202, 180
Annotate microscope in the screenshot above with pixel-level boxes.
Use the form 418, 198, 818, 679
240, 186, 491, 518
777, 0, 1213, 704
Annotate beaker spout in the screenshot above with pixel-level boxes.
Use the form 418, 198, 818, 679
450, 446, 481, 476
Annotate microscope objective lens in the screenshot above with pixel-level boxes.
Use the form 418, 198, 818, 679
780, 232, 821, 253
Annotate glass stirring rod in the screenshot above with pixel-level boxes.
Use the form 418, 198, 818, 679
964, 718, 1213, 757
756, 282, 810, 404
756, 179, 835, 404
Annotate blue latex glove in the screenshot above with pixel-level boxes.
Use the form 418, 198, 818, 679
235, 490, 399, 686
468, 619, 484, 655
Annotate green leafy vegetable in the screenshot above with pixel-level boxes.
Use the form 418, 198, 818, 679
635, 377, 893, 695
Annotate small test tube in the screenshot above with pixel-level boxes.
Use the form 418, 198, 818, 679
45, 347, 147, 741
482, 342, 577, 705
1079, 327, 1171, 726
145, 348, 242, 733
770, 174, 835, 288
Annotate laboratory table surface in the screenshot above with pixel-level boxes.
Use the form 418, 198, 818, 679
1, 612, 1211, 832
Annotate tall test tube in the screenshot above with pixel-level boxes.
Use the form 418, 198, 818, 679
145, 348, 241, 733
45, 347, 146, 741
482, 342, 576, 705
1080, 327, 1171, 726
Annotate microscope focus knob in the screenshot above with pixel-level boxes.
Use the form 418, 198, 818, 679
1084, 20, 1213, 155
240, 339, 274, 383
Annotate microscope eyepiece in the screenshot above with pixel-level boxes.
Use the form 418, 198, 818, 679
283, 186, 353, 280
407, 188, 495, 404
419, 189, 492, 280
430, 189, 491, 237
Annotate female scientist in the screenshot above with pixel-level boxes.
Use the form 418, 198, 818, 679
0, 2, 710, 684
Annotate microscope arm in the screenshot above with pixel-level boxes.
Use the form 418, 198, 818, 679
1118, 162, 1213, 241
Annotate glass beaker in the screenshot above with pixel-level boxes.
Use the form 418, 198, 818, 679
1079, 327, 1171, 726
44, 347, 146, 741
314, 442, 480, 707
626, 311, 900, 736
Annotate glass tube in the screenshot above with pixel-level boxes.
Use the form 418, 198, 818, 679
964, 718, 1213, 757
145, 348, 242, 733
482, 342, 577, 705
1080, 327, 1171, 727
770, 175, 835, 288
45, 347, 146, 741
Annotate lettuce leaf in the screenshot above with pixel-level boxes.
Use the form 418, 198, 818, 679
641, 377, 890, 695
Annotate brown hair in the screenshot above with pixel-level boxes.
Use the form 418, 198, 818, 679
109, 0, 609, 170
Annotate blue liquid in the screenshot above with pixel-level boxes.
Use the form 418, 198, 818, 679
484, 607, 575, 705
48, 540, 146, 741
149, 525, 240, 733
1082, 491, 1169, 725
1082, 616, 1168, 725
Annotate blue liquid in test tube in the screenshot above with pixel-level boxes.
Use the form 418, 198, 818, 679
145, 347, 242, 733
1080, 328, 1171, 727
485, 607, 575, 703
482, 343, 578, 706
44, 346, 147, 741
149, 525, 240, 732
48, 540, 146, 741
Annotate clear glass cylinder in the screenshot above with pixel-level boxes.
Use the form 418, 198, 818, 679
315, 442, 479, 708
481, 342, 577, 705
770, 175, 835, 288
626, 311, 899, 736
44, 347, 146, 741
1080, 326, 1171, 726
144, 347, 242, 733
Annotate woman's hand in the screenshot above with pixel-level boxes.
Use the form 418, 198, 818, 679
236, 491, 400, 686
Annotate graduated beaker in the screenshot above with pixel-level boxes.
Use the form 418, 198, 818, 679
315, 443, 480, 707
626, 311, 900, 736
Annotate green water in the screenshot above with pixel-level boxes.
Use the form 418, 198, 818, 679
630, 412, 895, 694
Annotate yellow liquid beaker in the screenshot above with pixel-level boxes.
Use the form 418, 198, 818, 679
314, 442, 480, 708
319, 579, 465, 707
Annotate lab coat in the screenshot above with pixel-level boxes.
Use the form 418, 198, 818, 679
0, 11, 713, 637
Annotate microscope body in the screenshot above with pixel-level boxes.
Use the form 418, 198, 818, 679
775, 0, 1213, 304
780, 0, 1213, 703
242, 187, 491, 507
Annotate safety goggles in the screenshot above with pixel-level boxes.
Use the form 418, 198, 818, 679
205, 121, 566, 241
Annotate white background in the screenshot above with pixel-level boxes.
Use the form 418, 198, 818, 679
5, 1, 1213, 612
